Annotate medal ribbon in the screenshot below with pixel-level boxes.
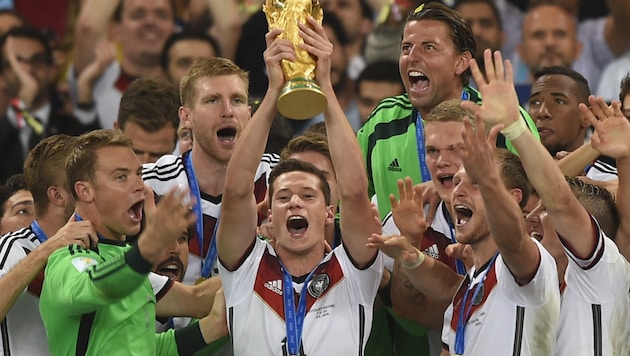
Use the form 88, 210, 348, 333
184, 153, 218, 279
30, 220, 48, 243
441, 202, 467, 275
454, 252, 498, 355
280, 261, 319, 356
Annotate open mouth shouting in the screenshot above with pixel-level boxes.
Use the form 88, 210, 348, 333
129, 199, 144, 224
155, 257, 185, 281
454, 204, 473, 227
408, 70, 430, 94
217, 126, 237, 145
437, 173, 455, 189
287, 215, 308, 238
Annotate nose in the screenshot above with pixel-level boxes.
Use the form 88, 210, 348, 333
288, 194, 303, 208
534, 101, 551, 122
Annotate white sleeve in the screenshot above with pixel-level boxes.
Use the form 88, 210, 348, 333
218, 237, 267, 305
333, 245, 384, 305
495, 239, 559, 307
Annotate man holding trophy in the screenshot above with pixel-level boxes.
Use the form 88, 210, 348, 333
264, 0, 328, 120
217, 0, 385, 355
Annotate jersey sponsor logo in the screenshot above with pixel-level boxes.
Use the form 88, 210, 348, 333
71, 256, 98, 272
264, 279, 283, 295
387, 158, 402, 172
308, 274, 330, 298
423, 244, 439, 259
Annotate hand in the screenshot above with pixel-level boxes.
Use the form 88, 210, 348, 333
199, 287, 229, 343
445, 242, 473, 271
461, 49, 520, 128
455, 116, 503, 185
298, 16, 333, 92
142, 187, 197, 259
390, 177, 427, 241
5, 36, 39, 108
419, 180, 440, 225
77, 40, 116, 100
583, 96, 630, 159
366, 233, 419, 265
554, 151, 570, 161
46, 213, 98, 250
263, 28, 294, 93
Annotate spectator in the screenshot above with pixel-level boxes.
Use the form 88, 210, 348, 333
115, 77, 180, 163
355, 60, 404, 124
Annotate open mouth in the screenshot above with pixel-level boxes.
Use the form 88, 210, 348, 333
437, 174, 454, 188
217, 127, 237, 143
454, 205, 473, 226
155, 257, 184, 281
129, 200, 144, 223
409, 70, 429, 92
287, 215, 308, 236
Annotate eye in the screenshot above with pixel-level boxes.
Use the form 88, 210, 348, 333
277, 195, 289, 202
17, 208, 32, 215
554, 98, 566, 104
426, 147, 439, 155
528, 99, 540, 107
116, 174, 127, 182
424, 44, 435, 51
401, 44, 411, 53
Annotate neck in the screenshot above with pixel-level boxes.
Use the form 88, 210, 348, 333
276, 243, 326, 277
190, 148, 228, 196
470, 234, 498, 271
35, 208, 67, 238
75, 207, 125, 241
419, 86, 465, 119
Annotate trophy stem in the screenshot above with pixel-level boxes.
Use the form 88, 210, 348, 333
277, 77, 328, 120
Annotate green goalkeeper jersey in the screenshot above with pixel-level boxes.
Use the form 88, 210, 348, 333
40, 240, 202, 355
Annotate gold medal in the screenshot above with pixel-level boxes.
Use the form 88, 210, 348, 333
195, 277, 207, 285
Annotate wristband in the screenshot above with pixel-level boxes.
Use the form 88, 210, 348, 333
500, 119, 528, 141
400, 247, 425, 270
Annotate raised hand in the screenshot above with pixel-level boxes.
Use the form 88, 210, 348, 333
461, 49, 520, 128
263, 28, 295, 93
390, 177, 427, 240
456, 116, 503, 185
6, 36, 39, 108
366, 233, 421, 266
583, 96, 630, 159
298, 16, 334, 91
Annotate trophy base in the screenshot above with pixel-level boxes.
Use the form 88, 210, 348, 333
277, 78, 327, 120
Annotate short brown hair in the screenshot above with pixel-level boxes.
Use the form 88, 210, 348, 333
179, 57, 249, 107
496, 148, 531, 209
425, 98, 475, 124
24, 135, 78, 215
117, 78, 180, 144
280, 133, 332, 163
66, 130, 132, 200
566, 177, 618, 240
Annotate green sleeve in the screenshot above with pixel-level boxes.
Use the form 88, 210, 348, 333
42, 244, 151, 316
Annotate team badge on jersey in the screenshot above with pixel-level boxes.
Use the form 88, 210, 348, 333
472, 284, 485, 306
71, 257, 98, 272
308, 274, 330, 298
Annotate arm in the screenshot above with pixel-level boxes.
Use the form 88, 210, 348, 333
0, 217, 97, 319
366, 233, 463, 302
5, 37, 38, 109
604, 0, 630, 56
583, 97, 630, 259
301, 17, 379, 266
73, 0, 120, 75
461, 50, 544, 281
557, 141, 600, 177
155, 276, 221, 319
217, 29, 286, 269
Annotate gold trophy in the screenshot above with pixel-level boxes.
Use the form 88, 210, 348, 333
263, 0, 327, 120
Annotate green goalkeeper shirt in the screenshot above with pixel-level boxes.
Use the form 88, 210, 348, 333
40, 240, 207, 355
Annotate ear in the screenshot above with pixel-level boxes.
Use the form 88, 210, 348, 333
113, 120, 120, 130
46, 186, 66, 209
179, 106, 192, 129
325, 205, 335, 225
509, 188, 523, 206
74, 181, 94, 203
455, 51, 472, 76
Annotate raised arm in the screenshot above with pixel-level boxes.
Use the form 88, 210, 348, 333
460, 50, 542, 281
583, 97, 630, 259
300, 17, 380, 266
217, 29, 286, 269
73, 0, 120, 75
557, 141, 600, 177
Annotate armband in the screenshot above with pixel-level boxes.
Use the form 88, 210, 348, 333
500, 119, 528, 141
400, 247, 425, 270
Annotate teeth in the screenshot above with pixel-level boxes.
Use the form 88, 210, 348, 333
409, 71, 425, 77
289, 216, 303, 221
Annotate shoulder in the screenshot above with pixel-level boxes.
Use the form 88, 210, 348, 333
142, 155, 185, 184
0, 228, 38, 269
362, 94, 413, 127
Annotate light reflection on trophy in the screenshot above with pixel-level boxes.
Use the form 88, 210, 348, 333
263, 0, 327, 120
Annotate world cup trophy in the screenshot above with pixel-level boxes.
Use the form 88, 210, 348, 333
263, 0, 327, 120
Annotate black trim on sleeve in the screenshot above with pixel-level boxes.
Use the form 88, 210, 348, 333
76, 311, 96, 355
155, 278, 174, 302
175, 322, 207, 355
124, 244, 153, 274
